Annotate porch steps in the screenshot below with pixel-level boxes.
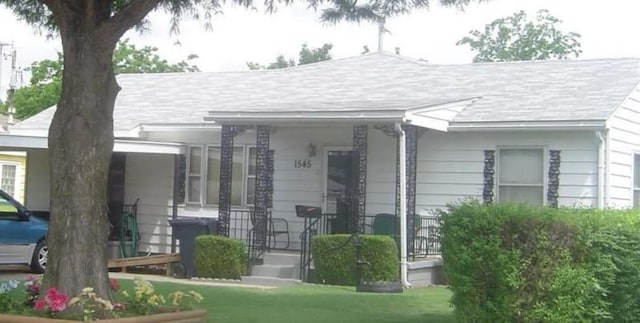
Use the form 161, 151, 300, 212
262, 251, 300, 266
243, 251, 301, 286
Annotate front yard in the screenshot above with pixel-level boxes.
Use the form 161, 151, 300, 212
139, 281, 454, 323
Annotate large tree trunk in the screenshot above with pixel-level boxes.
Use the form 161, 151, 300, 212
44, 28, 119, 298
39, 0, 161, 299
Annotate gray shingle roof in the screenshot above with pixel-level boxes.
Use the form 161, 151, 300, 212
12, 52, 640, 132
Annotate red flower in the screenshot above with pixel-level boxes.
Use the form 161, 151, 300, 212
109, 278, 120, 292
33, 299, 45, 310
44, 288, 68, 312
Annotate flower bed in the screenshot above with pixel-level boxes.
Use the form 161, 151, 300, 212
0, 276, 206, 322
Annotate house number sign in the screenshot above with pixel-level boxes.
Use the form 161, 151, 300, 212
294, 160, 312, 168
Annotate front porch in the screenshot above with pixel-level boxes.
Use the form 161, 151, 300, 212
207, 120, 446, 284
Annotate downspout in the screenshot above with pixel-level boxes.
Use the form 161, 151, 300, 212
605, 128, 611, 207
596, 131, 606, 209
395, 122, 411, 289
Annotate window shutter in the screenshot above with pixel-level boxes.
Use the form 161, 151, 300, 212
547, 150, 561, 208
483, 150, 496, 204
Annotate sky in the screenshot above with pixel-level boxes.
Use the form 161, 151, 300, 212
1, 0, 640, 97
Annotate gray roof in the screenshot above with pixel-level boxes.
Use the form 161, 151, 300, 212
12, 52, 640, 132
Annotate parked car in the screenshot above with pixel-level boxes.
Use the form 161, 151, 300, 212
0, 189, 48, 273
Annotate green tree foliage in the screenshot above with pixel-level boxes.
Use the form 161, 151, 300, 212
457, 9, 582, 62
12, 40, 198, 119
0, 0, 482, 299
247, 43, 333, 70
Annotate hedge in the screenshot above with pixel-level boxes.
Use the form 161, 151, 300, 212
312, 234, 398, 286
194, 235, 245, 279
440, 200, 640, 322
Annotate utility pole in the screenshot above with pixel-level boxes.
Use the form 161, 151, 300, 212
377, 19, 385, 52
0, 42, 17, 124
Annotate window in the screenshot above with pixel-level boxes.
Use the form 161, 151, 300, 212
498, 148, 544, 205
634, 154, 640, 208
0, 193, 18, 217
0, 164, 17, 196
187, 145, 256, 207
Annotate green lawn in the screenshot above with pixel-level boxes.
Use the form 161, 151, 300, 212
141, 281, 455, 323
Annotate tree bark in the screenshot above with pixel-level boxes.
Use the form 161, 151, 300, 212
39, 0, 160, 300
44, 26, 119, 298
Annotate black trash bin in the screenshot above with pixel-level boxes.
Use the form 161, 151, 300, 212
168, 217, 217, 278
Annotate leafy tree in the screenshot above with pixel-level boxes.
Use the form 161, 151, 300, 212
0, 0, 482, 299
457, 9, 582, 62
12, 39, 198, 119
247, 43, 333, 70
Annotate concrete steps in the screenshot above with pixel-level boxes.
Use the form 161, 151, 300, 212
240, 276, 301, 287
244, 251, 301, 285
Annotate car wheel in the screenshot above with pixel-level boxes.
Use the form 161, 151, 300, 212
30, 240, 47, 273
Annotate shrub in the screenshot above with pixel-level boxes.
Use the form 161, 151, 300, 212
312, 234, 398, 286
194, 235, 245, 279
440, 200, 640, 322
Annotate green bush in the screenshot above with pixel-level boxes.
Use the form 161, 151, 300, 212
312, 234, 398, 286
440, 200, 640, 322
194, 235, 245, 279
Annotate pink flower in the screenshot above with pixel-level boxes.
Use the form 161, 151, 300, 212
44, 288, 68, 312
113, 302, 126, 310
34, 299, 45, 310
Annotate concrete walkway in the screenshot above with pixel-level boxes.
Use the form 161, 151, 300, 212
1, 265, 275, 289
111, 272, 276, 289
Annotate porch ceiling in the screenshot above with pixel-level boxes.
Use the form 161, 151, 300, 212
204, 98, 477, 132
0, 134, 186, 155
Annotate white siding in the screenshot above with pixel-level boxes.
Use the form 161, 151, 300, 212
23, 149, 177, 254
606, 84, 640, 207
124, 153, 175, 254
413, 130, 599, 211
24, 149, 50, 210
270, 126, 352, 249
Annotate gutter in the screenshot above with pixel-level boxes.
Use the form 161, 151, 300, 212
596, 131, 607, 208
395, 122, 411, 289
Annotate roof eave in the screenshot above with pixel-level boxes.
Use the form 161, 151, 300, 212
204, 110, 407, 125
0, 134, 186, 154
448, 119, 607, 131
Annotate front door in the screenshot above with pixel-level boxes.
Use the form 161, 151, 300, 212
323, 148, 358, 234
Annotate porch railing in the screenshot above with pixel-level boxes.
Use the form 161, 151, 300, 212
298, 212, 334, 282
361, 214, 440, 260
227, 209, 262, 268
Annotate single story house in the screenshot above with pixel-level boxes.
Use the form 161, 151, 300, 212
1, 52, 639, 283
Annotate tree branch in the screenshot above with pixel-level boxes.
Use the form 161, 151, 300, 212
102, 0, 162, 43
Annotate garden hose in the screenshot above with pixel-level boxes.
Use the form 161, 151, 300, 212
119, 211, 139, 258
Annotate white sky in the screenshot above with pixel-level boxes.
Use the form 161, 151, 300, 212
1, 0, 639, 97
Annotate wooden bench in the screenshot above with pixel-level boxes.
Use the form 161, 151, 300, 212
107, 253, 181, 275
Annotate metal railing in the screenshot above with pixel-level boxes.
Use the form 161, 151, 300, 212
298, 212, 335, 282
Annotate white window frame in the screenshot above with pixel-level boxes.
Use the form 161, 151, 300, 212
0, 162, 20, 197
496, 147, 548, 206
186, 145, 255, 207
633, 153, 640, 209
245, 146, 257, 206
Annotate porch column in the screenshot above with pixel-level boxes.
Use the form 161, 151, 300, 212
403, 125, 418, 219
402, 125, 419, 257
254, 125, 271, 250
217, 125, 249, 236
353, 125, 368, 233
